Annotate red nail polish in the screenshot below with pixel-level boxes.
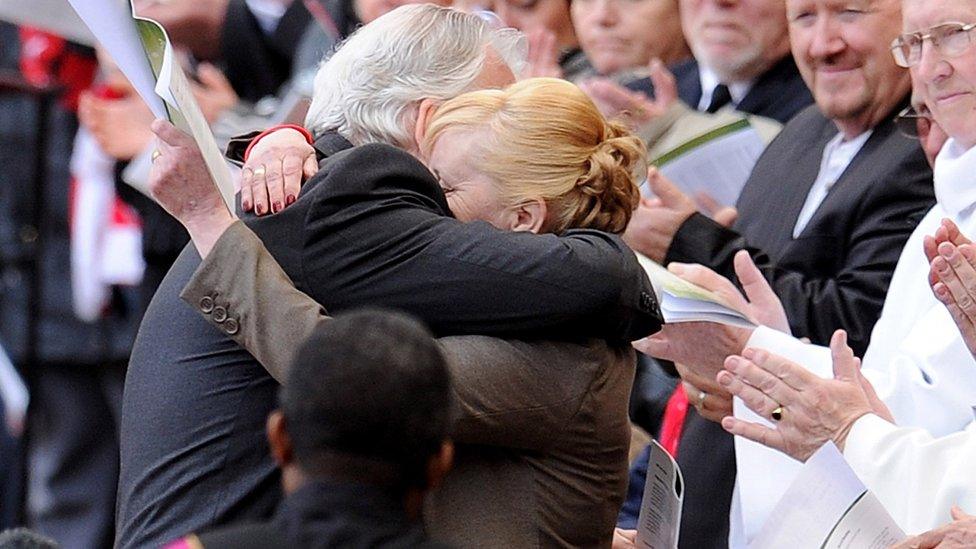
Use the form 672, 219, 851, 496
286, 195, 295, 205
242, 200, 251, 211
273, 201, 282, 213
256, 204, 266, 215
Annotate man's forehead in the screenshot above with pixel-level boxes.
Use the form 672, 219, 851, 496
786, 0, 877, 14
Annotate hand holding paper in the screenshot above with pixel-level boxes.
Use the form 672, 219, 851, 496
149, 120, 236, 259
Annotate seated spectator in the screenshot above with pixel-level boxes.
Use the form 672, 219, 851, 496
571, 0, 688, 80
168, 309, 454, 549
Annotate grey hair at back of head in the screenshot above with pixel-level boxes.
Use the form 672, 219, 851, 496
305, 4, 526, 147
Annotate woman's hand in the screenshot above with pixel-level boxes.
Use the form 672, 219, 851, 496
241, 128, 318, 215
577, 58, 677, 129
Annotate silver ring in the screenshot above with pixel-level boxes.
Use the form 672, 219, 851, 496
252, 165, 267, 178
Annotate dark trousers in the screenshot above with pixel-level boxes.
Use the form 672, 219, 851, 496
25, 362, 125, 549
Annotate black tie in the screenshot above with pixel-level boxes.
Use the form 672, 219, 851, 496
706, 84, 732, 113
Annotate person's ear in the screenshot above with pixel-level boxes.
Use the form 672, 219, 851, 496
412, 98, 439, 155
425, 440, 454, 490
508, 198, 548, 233
266, 410, 294, 468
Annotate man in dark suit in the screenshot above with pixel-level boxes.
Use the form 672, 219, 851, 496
171, 309, 454, 549
670, 0, 812, 124
116, 6, 661, 548
624, 0, 813, 127
620, 0, 935, 545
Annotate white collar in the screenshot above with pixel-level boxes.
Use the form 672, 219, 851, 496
698, 65, 753, 107
934, 138, 976, 217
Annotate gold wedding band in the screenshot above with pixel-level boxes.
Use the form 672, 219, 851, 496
770, 406, 784, 422
695, 389, 707, 408
252, 165, 267, 178
151, 149, 162, 162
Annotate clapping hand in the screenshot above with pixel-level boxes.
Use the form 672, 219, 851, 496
927, 219, 976, 358
578, 58, 677, 129
717, 330, 892, 462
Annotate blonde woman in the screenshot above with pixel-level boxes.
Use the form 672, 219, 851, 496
143, 76, 656, 547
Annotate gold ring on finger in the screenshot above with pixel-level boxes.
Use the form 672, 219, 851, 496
770, 406, 784, 422
252, 165, 267, 178
695, 389, 707, 408
151, 149, 162, 162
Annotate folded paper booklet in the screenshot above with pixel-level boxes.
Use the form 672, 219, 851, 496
65, 0, 235, 209
635, 440, 684, 549
636, 253, 756, 329
646, 119, 766, 209
750, 442, 905, 549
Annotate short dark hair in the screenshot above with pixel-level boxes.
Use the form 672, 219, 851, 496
281, 309, 452, 487
0, 528, 59, 548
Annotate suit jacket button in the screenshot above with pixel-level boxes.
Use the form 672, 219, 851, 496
224, 318, 239, 335
200, 296, 215, 313
212, 306, 228, 323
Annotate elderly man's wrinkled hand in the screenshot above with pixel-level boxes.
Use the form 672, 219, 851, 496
667, 250, 790, 333
241, 128, 318, 216
149, 119, 235, 257
890, 507, 976, 549
622, 168, 696, 262
717, 330, 883, 462
633, 320, 751, 387
928, 222, 976, 359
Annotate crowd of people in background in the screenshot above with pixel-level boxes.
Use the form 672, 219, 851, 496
1, 0, 976, 547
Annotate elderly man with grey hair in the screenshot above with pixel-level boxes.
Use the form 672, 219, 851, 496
117, 5, 662, 549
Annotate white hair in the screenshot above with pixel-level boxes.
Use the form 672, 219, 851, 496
304, 4, 526, 147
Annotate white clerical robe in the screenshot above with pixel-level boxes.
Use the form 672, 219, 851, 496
730, 139, 976, 545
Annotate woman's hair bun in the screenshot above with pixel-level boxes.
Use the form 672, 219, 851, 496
571, 121, 645, 234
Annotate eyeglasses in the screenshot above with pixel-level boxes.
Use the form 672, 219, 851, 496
890, 22, 976, 68
894, 105, 933, 139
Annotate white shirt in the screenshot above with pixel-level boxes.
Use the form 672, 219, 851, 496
792, 131, 873, 237
729, 138, 976, 545
697, 66, 752, 112
246, 0, 289, 34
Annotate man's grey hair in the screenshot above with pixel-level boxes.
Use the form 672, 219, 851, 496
305, 4, 526, 147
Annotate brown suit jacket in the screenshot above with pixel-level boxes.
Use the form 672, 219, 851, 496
180, 222, 634, 548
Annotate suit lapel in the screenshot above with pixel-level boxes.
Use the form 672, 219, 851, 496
737, 56, 795, 115
776, 115, 839, 241
672, 59, 703, 109
796, 99, 909, 235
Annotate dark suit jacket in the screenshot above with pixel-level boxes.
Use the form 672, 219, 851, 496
627, 55, 813, 124
220, 0, 312, 102
117, 134, 660, 548
659, 102, 935, 548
